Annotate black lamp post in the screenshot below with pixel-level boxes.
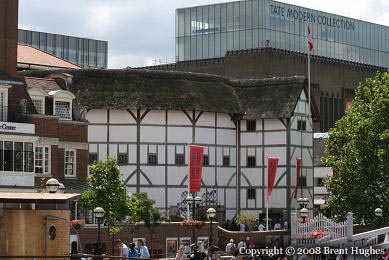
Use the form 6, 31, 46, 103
206, 208, 216, 246
297, 197, 309, 210
186, 194, 202, 220
94, 207, 105, 255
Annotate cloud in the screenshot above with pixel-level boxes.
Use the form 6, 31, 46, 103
18, 0, 388, 68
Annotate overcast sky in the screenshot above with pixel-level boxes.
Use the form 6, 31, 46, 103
19, 0, 388, 68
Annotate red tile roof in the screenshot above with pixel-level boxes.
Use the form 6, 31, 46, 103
17, 44, 81, 69
25, 77, 62, 91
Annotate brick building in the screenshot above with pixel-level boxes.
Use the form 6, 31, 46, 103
0, 71, 88, 191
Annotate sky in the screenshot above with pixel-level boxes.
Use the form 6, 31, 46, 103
18, 0, 389, 69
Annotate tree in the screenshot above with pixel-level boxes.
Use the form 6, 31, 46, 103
324, 72, 389, 225
236, 212, 257, 230
127, 192, 163, 252
79, 158, 131, 248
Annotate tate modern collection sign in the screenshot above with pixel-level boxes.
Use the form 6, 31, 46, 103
0, 121, 35, 135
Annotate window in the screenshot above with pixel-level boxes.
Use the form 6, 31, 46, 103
175, 154, 185, 165
300, 176, 307, 187
0, 90, 8, 121
203, 155, 209, 166
315, 178, 325, 187
297, 120, 307, 131
14, 142, 23, 171
35, 146, 50, 174
32, 99, 44, 114
118, 153, 128, 165
247, 156, 256, 167
89, 153, 98, 164
24, 143, 34, 172
55, 101, 71, 120
247, 188, 256, 200
65, 150, 76, 177
4, 141, 13, 171
246, 120, 256, 131
148, 153, 157, 165
222, 156, 230, 166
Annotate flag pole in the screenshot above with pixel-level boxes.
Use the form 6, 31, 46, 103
307, 23, 311, 120
266, 195, 269, 231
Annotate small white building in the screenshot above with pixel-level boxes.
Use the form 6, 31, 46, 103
26, 70, 318, 221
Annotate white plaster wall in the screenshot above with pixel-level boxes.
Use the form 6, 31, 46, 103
241, 132, 261, 146
158, 145, 165, 164
168, 187, 186, 205
98, 144, 107, 160
264, 131, 286, 145
242, 168, 262, 186
128, 144, 137, 164
144, 187, 165, 208
86, 109, 107, 123
315, 167, 332, 178
202, 167, 215, 186
217, 129, 235, 145
217, 114, 235, 128
167, 166, 187, 185
142, 110, 166, 125
89, 144, 98, 153
196, 112, 215, 127
140, 145, 148, 164
264, 119, 285, 130
109, 144, 117, 159
168, 127, 191, 143
109, 126, 136, 142
217, 168, 235, 186
140, 126, 165, 142
141, 166, 165, 185
195, 128, 215, 144
264, 147, 287, 165
225, 188, 236, 207
268, 188, 286, 208
121, 165, 136, 183
110, 110, 136, 124
88, 125, 107, 142
168, 111, 191, 125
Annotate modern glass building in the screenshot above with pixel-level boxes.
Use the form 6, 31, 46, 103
175, 0, 389, 67
18, 29, 108, 69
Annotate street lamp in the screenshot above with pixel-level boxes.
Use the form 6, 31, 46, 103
58, 183, 65, 193
94, 207, 105, 255
374, 208, 383, 217
46, 178, 60, 193
300, 208, 309, 223
186, 195, 202, 220
297, 197, 309, 210
207, 208, 217, 246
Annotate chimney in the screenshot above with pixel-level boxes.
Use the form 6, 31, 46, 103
0, 0, 18, 76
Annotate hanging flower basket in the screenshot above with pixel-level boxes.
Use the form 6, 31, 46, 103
181, 219, 205, 229
70, 220, 84, 230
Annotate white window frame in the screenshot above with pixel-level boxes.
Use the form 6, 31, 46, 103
31, 98, 45, 114
34, 145, 51, 175
49, 90, 75, 120
0, 84, 10, 121
64, 149, 76, 177
28, 88, 48, 115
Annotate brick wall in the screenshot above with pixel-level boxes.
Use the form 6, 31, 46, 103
0, 0, 18, 76
31, 115, 88, 185
77, 222, 218, 257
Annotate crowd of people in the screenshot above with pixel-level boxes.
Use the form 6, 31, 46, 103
116, 238, 150, 259
222, 218, 288, 232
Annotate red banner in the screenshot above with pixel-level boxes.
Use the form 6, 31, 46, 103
189, 145, 204, 193
267, 157, 279, 199
294, 158, 302, 198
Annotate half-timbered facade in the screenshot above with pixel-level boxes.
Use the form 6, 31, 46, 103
20, 69, 316, 221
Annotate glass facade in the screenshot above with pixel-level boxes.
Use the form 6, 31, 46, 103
176, 0, 389, 67
18, 29, 108, 69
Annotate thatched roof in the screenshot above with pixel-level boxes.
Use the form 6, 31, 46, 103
231, 76, 306, 119
18, 69, 310, 119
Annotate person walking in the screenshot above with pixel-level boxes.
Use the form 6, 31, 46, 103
237, 239, 246, 250
128, 242, 139, 259
176, 245, 187, 260
137, 239, 150, 258
231, 248, 242, 260
207, 245, 220, 260
115, 239, 129, 259
225, 239, 236, 255
190, 244, 205, 260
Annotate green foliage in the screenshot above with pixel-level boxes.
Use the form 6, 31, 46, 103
127, 192, 164, 232
324, 72, 389, 224
79, 158, 131, 233
236, 212, 257, 227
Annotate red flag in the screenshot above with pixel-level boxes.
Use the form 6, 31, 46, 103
189, 145, 204, 193
267, 157, 279, 199
294, 158, 302, 199
308, 25, 314, 52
